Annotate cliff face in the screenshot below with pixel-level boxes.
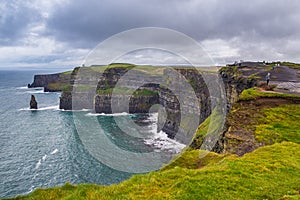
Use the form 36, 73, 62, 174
220, 66, 257, 113
33, 64, 257, 144
60, 65, 162, 113
211, 67, 258, 152
94, 94, 159, 113
157, 68, 211, 144
29, 74, 60, 88
29, 73, 71, 92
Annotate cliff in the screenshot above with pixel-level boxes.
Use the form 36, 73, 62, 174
12, 89, 300, 199
15, 64, 300, 200
29, 64, 257, 144
59, 64, 162, 112
28, 72, 72, 92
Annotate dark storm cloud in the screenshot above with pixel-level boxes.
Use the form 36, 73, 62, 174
1, 0, 300, 68
0, 1, 41, 45
46, 0, 178, 47
46, 0, 300, 48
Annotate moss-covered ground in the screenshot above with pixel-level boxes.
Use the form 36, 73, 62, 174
8, 88, 300, 200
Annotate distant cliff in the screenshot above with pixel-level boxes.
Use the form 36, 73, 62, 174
28, 72, 72, 92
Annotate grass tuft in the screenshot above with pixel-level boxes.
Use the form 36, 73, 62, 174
239, 87, 300, 101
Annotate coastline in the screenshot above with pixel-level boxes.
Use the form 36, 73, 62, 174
6, 63, 300, 199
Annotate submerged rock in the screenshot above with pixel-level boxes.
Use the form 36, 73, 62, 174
30, 95, 38, 109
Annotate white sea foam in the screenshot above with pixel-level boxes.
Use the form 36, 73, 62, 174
50, 149, 58, 155
18, 108, 31, 111
146, 112, 158, 122
80, 109, 91, 111
17, 86, 29, 90
60, 108, 91, 112
25, 90, 48, 94
144, 130, 186, 154
16, 86, 43, 90
35, 159, 41, 169
27, 186, 35, 193
16, 86, 45, 93
42, 154, 47, 161
38, 105, 59, 110
143, 113, 186, 154
85, 112, 131, 117
19, 105, 59, 111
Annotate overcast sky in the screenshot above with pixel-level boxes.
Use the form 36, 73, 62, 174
1, 0, 300, 69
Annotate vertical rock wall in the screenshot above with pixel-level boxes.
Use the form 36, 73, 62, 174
56, 65, 257, 144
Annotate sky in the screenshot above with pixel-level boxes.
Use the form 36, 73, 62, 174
1, 0, 300, 69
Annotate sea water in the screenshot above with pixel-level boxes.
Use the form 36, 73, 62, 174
0, 70, 185, 198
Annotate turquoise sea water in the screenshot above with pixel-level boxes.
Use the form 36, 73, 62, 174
0, 70, 184, 198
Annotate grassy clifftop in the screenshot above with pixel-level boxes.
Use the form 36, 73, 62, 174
10, 89, 300, 200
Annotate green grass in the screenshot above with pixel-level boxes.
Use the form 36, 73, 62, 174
247, 72, 260, 80
90, 63, 134, 73
132, 89, 158, 97
189, 110, 223, 150
219, 66, 243, 77
97, 87, 134, 95
61, 70, 73, 75
73, 85, 92, 92
47, 82, 61, 90
97, 87, 158, 96
11, 96, 300, 199
61, 84, 72, 92
8, 82, 300, 199
161, 150, 231, 170
222, 88, 300, 155
89, 63, 166, 75
279, 61, 300, 69
10, 142, 300, 200
239, 87, 300, 101
47, 83, 72, 92
255, 104, 300, 144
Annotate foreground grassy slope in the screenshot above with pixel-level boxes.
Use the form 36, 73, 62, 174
10, 88, 300, 200
10, 142, 300, 200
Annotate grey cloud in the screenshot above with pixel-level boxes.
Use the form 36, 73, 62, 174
2, 0, 300, 68
46, 0, 300, 48
0, 0, 41, 45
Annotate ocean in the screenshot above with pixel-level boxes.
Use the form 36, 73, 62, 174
0, 70, 185, 198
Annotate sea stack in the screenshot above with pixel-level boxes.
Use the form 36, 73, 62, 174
30, 95, 38, 109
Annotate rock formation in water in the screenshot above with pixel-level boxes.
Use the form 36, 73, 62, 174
30, 95, 38, 109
